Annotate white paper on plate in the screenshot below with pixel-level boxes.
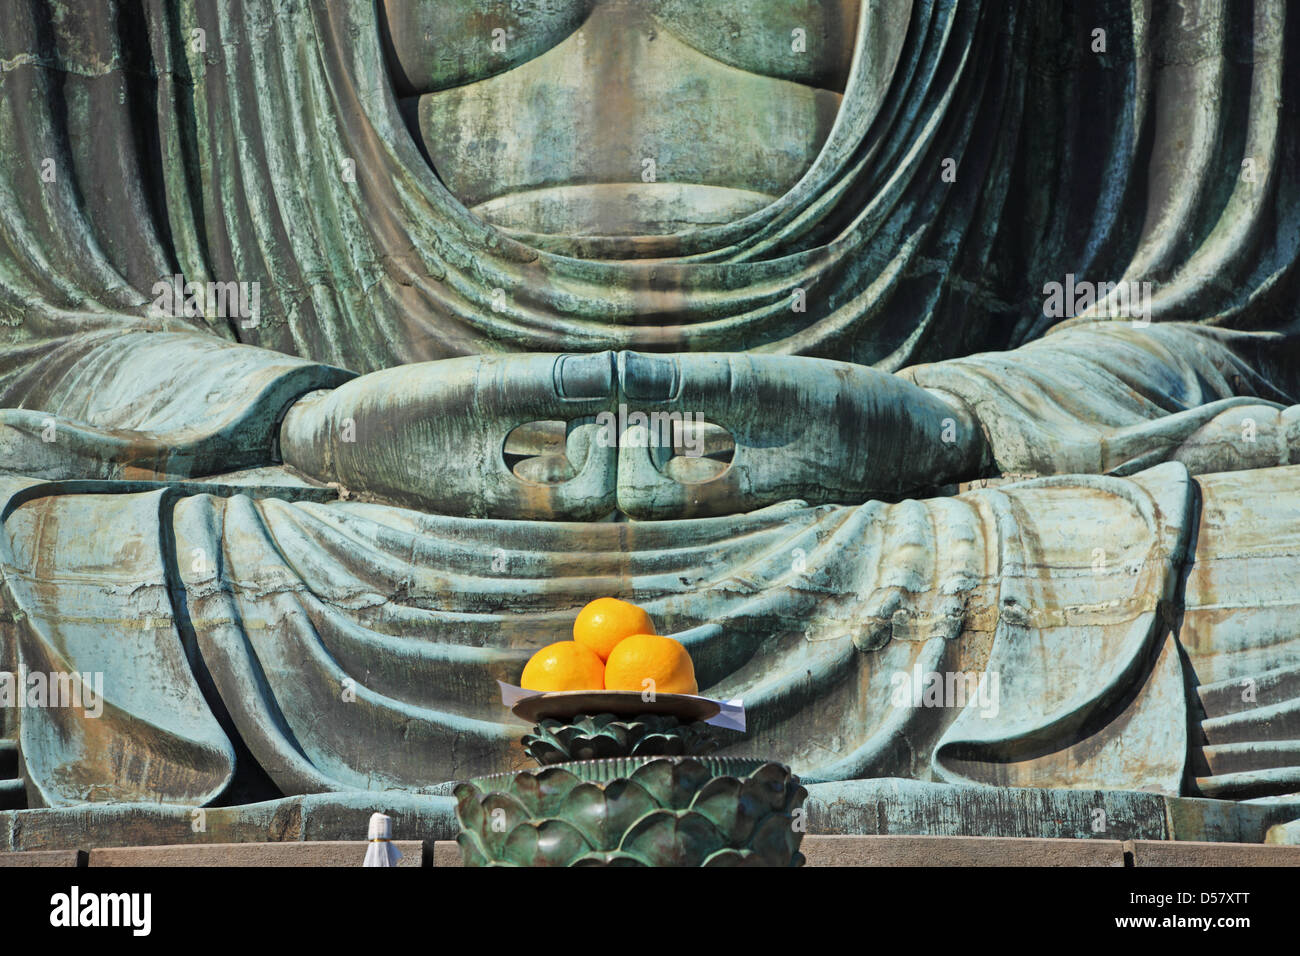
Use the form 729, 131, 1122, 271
497, 680, 536, 709
496, 680, 745, 731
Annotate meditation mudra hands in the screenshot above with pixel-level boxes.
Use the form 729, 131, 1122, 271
279, 351, 989, 520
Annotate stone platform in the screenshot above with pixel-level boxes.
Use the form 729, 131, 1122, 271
4, 779, 1299, 853
3, 836, 1300, 867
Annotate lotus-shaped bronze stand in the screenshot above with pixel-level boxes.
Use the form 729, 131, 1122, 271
521, 712, 718, 764
455, 691, 808, 866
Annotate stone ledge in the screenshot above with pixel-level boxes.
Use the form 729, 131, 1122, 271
1126, 839, 1300, 867
1, 836, 1297, 866
87, 841, 425, 867
0, 849, 85, 867
427, 837, 1128, 867
432, 840, 463, 867
429, 835, 1300, 866
800, 835, 1126, 866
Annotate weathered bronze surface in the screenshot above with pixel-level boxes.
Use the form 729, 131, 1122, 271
521, 713, 720, 764
455, 758, 808, 866
1, 0, 1300, 846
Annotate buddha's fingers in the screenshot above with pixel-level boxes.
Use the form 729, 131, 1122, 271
280, 353, 619, 519
614, 351, 988, 518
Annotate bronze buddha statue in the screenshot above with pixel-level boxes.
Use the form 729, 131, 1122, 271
0, 0, 1298, 845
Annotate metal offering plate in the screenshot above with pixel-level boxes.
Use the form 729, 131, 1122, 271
511, 690, 721, 724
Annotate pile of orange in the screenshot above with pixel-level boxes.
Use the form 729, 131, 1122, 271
520, 597, 698, 696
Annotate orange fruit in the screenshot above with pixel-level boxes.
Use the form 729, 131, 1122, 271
573, 597, 656, 662
604, 634, 698, 696
520, 641, 605, 692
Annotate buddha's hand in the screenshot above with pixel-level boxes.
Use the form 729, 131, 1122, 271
613, 352, 990, 519
279, 352, 618, 519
